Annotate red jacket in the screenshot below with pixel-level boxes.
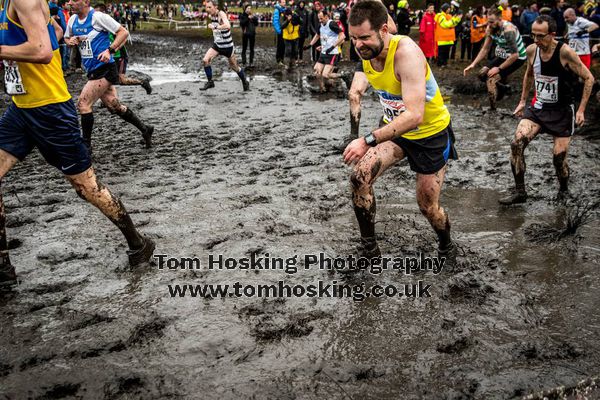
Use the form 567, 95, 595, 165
419, 12, 436, 58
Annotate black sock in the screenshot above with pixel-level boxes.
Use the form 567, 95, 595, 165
81, 113, 94, 146
118, 108, 147, 133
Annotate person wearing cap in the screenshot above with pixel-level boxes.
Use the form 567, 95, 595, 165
396, 0, 413, 35
435, 3, 462, 67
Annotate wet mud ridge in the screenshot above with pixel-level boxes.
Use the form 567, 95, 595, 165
0, 33, 599, 399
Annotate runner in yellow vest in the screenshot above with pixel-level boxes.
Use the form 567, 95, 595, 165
343, 0, 458, 269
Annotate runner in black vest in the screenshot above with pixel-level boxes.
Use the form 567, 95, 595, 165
500, 15, 595, 205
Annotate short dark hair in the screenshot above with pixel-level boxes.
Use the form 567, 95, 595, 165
93, 3, 106, 11
534, 14, 557, 33
348, 0, 388, 30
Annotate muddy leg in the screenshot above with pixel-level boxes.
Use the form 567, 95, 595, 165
0, 150, 19, 284
486, 74, 501, 110
552, 136, 571, 193
77, 78, 111, 148
67, 167, 144, 250
499, 119, 541, 205
416, 167, 451, 249
102, 86, 153, 148
351, 141, 404, 252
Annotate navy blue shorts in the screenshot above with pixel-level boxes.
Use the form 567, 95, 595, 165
0, 100, 92, 175
392, 123, 458, 174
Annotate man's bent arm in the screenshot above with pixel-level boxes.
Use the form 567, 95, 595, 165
0, 0, 53, 64
563, 45, 594, 113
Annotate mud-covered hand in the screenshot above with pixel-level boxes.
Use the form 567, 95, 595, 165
487, 66, 500, 77
576, 110, 585, 126
463, 63, 475, 76
343, 138, 369, 165
97, 49, 111, 63
513, 99, 526, 117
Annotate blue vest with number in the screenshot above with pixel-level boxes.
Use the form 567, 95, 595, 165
71, 9, 113, 72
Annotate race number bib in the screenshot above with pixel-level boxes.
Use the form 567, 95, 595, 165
379, 96, 406, 124
568, 38, 587, 54
3, 60, 26, 95
535, 75, 558, 104
495, 46, 509, 59
79, 38, 93, 58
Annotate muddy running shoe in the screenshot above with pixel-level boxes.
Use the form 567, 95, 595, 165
127, 236, 156, 267
437, 241, 457, 272
358, 237, 381, 259
200, 80, 215, 91
141, 125, 154, 149
242, 79, 250, 92
0, 252, 17, 289
498, 190, 528, 205
141, 79, 153, 95
555, 189, 571, 203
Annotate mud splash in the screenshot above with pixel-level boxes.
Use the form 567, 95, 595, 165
0, 32, 599, 399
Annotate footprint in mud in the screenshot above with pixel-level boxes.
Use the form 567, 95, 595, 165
36, 243, 90, 265
318, 363, 386, 383
442, 273, 495, 304
436, 336, 473, 354
245, 309, 331, 343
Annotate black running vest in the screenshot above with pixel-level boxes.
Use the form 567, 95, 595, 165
532, 42, 573, 110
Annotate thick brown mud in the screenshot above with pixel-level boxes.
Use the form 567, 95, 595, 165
0, 33, 599, 399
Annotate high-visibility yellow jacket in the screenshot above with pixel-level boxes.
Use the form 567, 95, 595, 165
435, 12, 461, 45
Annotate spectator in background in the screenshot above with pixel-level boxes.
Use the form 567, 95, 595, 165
550, 0, 567, 37
450, 0, 463, 60
419, 3, 437, 61
459, 10, 472, 59
49, 0, 69, 71
308, 1, 323, 62
471, 5, 487, 61
297, 1, 310, 62
281, 6, 301, 69
499, 0, 512, 21
435, 3, 462, 67
240, 4, 259, 67
396, 0, 414, 35
273, 0, 286, 66
520, 2, 539, 45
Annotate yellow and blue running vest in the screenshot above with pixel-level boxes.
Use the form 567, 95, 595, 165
362, 35, 450, 140
0, 0, 71, 108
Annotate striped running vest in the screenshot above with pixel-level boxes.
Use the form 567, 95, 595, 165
490, 21, 526, 60
0, 0, 71, 108
362, 35, 450, 140
211, 13, 233, 48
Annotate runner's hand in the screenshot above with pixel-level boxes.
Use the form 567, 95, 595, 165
463, 64, 474, 76
343, 138, 369, 165
97, 49, 111, 63
513, 100, 526, 117
575, 110, 585, 126
487, 66, 500, 77
316, 45, 322, 52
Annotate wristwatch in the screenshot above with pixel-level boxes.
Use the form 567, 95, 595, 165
364, 132, 377, 147
108, 47, 116, 54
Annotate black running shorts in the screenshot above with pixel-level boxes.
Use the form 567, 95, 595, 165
211, 44, 234, 58
87, 62, 119, 85
523, 104, 575, 137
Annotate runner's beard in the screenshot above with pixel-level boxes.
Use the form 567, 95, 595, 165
355, 33, 385, 60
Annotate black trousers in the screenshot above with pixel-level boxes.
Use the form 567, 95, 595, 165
460, 38, 472, 60
242, 34, 255, 65
285, 39, 298, 62
297, 35, 306, 60
437, 44, 451, 66
449, 40, 457, 60
471, 39, 484, 61
276, 34, 285, 63
311, 41, 320, 62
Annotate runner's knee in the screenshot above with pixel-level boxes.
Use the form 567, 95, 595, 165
350, 168, 372, 192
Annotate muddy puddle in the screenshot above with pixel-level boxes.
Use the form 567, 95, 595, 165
0, 32, 599, 400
